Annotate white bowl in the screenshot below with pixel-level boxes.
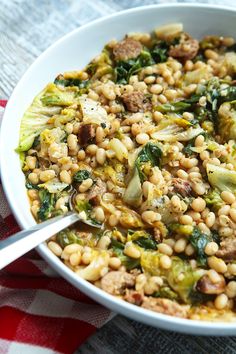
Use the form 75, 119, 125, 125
1, 3, 236, 335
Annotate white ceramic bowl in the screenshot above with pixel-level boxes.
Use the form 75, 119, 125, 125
1, 3, 236, 335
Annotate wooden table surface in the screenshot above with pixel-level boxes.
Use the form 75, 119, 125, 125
1, 1, 236, 353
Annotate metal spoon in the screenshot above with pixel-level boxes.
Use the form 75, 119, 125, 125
0, 190, 102, 270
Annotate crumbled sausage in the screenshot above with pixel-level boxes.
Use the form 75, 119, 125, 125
79, 124, 95, 146
216, 238, 236, 262
121, 91, 151, 113
196, 274, 226, 295
153, 227, 163, 243
141, 297, 189, 318
87, 179, 107, 205
169, 38, 199, 61
101, 271, 135, 295
124, 290, 144, 305
113, 38, 142, 62
171, 178, 192, 197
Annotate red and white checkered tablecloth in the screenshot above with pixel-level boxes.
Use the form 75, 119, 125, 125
0, 100, 112, 354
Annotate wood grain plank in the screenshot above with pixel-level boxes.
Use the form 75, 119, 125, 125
0, 32, 35, 96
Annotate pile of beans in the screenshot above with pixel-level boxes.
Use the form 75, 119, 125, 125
23, 24, 236, 320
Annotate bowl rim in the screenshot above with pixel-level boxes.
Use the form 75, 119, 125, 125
1, 2, 236, 335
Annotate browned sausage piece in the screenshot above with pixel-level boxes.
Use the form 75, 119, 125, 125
121, 91, 151, 113
87, 179, 106, 206
153, 227, 162, 243
101, 271, 135, 295
141, 297, 188, 318
124, 290, 144, 305
196, 274, 226, 295
216, 238, 236, 262
169, 39, 199, 61
171, 178, 192, 197
79, 124, 95, 146
113, 38, 142, 62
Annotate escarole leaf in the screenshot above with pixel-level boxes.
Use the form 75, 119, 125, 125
135, 142, 162, 182
54, 74, 90, 91
127, 230, 157, 250
114, 39, 178, 85
86, 49, 114, 80
167, 257, 201, 303
124, 142, 162, 206
115, 50, 154, 84
38, 190, 56, 221
155, 91, 202, 115
224, 142, 236, 169
79, 95, 108, 125
153, 286, 179, 301
200, 78, 236, 139
16, 87, 61, 152
204, 189, 224, 211
141, 250, 163, 275
151, 118, 203, 142
123, 167, 142, 207
206, 78, 236, 113
111, 238, 140, 270
74, 198, 102, 226
206, 163, 236, 193
109, 138, 128, 162
73, 170, 91, 183
41, 83, 79, 106
155, 101, 191, 113
218, 102, 236, 141
25, 181, 40, 190
56, 228, 82, 248
75, 200, 92, 213
189, 227, 220, 266
150, 40, 172, 63
141, 251, 201, 303
38, 180, 69, 194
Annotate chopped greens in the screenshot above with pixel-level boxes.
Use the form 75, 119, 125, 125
16, 87, 58, 152
150, 38, 179, 64
73, 170, 91, 183
183, 132, 208, 156
150, 40, 170, 63
75, 200, 92, 213
54, 77, 90, 89
115, 50, 154, 84
153, 286, 179, 301
19, 24, 236, 320
206, 163, 236, 193
166, 257, 201, 303
56, 228, 82, 248
74, 199, 102, 226
156, 101, 191, 113
204, 189, 224, 211
135, 142, 162, 182
134, 237, 157, 249
114, 39, 180, 85
111, 238, 140, 270
206, 79, 236, 113
25, 181, 40, 190
189, 227, 219, 266
38, 190, 55, 221
169, 223, 193, 237
127, 230, 157, 250
123, 167, 142, 207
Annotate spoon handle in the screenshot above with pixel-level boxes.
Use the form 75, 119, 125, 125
0, 212, 79, 270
